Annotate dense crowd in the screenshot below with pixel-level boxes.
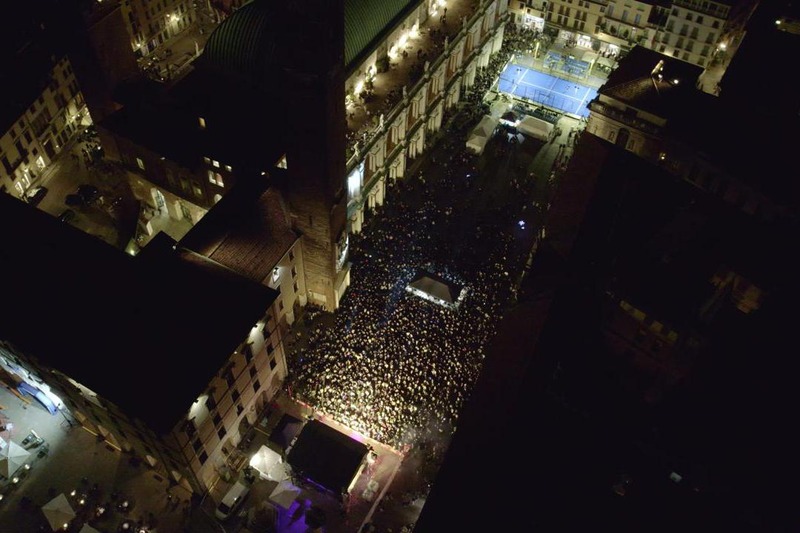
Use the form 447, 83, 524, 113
287, 136, 527, 451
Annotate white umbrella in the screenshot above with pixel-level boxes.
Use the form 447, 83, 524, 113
41, 493, 76, 531
0, 438, 31, 478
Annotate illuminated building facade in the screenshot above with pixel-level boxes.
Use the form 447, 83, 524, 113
508, 0, 548, 31
530, 0, 754, 68
0, 55, 89, 200
119, 0, 196, 57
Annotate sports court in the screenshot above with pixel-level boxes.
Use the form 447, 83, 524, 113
497, 63, 598, 117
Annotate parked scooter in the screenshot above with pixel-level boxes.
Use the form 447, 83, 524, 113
22, 429, 44, 449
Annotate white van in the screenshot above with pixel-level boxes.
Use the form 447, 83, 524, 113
215, 480, 250, 520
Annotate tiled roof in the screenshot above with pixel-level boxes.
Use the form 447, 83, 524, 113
180, 178, 299, 284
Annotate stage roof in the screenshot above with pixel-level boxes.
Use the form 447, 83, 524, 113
287, 420, 368, 494
406, 270, 465, 306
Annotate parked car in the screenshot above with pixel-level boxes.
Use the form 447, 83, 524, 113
215, 480, 250, 520
58, 209, 75, 223
24, 186, 48, 206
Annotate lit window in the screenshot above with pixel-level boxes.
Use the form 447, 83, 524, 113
212, 160, 220, 168
276, 154, 288, 169
224, 164, 232, 172
203, 156, 210, 164
208, 170, 224, 187
272, 267, 280, 283
198, 117, 206, 129
136, 157, 145, 170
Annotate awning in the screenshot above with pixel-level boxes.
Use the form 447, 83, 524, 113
269, 480, 301, 509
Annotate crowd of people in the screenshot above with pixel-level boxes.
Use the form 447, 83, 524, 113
287, 127, 530, 451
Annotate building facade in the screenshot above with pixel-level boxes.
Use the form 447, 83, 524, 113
507, 0, 752, 68
654, 0, 732, 66
120, 0, 196, 57
167, 305, 288, 491
0, 55, 89, 199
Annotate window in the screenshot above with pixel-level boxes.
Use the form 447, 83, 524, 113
252, 379, 261, 392
236, 404, 244, 416
198, 117, 206, 129
212, 160, 220, 168
199, 451, 208, 464
217, 427, 226, 439
291, 266, 297, 278
269, 358, 277, 371
180, 178, 189, 192
206, 394, 217, 411
213, 413, 222, 427
203, 156, 210, 164
288, 250, 295, 262
249, 366, 257, 378
192, 439, 203, 453
208, 170, 224, 187
231, 389, 240, 402
192, 181, 203, 198
293, 281, 299, 293
696, 16, 703, 24
712, 20, 719, 29
136, 157, 145, 170
224, 164, 232, 172
184, 420, 197, 437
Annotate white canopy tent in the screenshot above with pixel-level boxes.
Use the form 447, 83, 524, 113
249, 445, 287, 481
465, 115, 498, 155
517, 116, 554, 142
0, 437, 31, 478
269, 479, 302, 509
41, 493, 76, 531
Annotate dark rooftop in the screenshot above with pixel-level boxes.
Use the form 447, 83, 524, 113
417, 132, 800, 531
599, 46, 703, 118
0, 195, 277, 434
287, 420, 368, 495
180, 176, 299, 284
200, 0, 420, 75
101, 68, 286, 174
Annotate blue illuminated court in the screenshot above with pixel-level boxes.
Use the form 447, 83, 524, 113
497, 63, 598, 117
